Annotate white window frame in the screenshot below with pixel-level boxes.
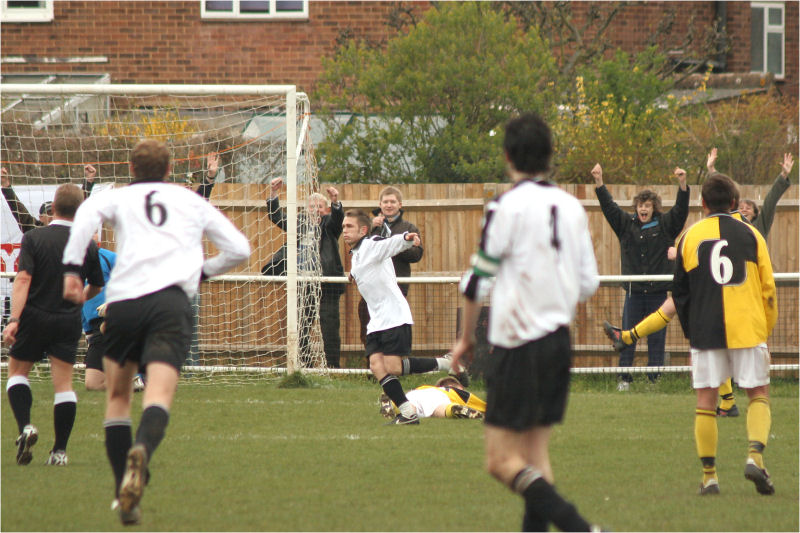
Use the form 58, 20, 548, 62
0, 0, 53, 22
750, 2, 785, 79
201, 0, 308, 20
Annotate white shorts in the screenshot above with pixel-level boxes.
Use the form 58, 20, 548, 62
405, 387, 451, 418
691, 343, 771, 389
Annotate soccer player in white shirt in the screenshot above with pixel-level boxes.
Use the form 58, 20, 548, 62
450, 113, 600, 532
342, 209, 423, 425
62, 139, 250, 525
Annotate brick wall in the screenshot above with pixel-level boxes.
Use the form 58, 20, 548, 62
0, 1, 408, 92
1, 1, 797, 98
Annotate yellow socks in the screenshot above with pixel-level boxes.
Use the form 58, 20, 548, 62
719, 378, 736, 410
623, 308, 672, 344
747, 396, 771, 468
695, 408, 718, 482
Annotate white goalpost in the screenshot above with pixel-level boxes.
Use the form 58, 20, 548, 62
1, 83, 326, 381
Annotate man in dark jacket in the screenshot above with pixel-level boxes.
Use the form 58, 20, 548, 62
266, 177, 345, 368
592, 163, 689, 388
357, 186, 424, 345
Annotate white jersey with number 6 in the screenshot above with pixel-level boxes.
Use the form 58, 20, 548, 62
63, 182, 250, 304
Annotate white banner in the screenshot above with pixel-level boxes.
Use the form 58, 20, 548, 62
1, 183, 114, 303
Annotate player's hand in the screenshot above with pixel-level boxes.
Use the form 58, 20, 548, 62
63, 275, 85, 305
269, 177, 283, 198
207, 152, 219, 179
96, 302, 108, 318
591, 163, 603, 186
84, 164, 97, 182
706, 147, 718, 173
781, 153, 794, 178
326, 186, 339, 203
404, 232, 421, 246
2, 321, 19, 346
449, 337, 475, 375
1, 168, 10, 188
372, 214, 385, 228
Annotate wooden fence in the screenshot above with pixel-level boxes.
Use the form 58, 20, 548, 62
210, 182, 799, 275
199, 182, 798, 364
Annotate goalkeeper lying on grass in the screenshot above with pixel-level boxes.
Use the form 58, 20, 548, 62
379, 376, 485, 420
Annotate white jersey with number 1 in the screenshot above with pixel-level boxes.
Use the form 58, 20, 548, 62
63, 182, 250, 303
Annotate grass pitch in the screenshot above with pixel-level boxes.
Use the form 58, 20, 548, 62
1, 374, 797, 531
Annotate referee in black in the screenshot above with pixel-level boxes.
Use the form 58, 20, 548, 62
2, 183, 104, 467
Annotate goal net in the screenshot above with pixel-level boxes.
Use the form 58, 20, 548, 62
1, 83, 326, 382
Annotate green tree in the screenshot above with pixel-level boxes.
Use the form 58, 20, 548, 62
553, 48, 688, 184
315, 2, 560, 183
668, 90, 798, 185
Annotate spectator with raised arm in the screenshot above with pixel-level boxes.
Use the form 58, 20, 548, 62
266, 177, 345, 368
708, 149, 794, 236
2, 167, 54, 233
593, 162, 689, 389
605, 149, 793, 415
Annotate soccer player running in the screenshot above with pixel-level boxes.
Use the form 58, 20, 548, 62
450, 113, 600, 532
672, 172, 777, 496
342, 209, 423, 424
62, 139, 251, 525
2, 184, 105, 467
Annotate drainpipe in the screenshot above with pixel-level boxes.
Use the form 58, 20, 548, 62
715, 1, 728, 71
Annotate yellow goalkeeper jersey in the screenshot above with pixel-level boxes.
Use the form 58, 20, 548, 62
414, 385, 487, 413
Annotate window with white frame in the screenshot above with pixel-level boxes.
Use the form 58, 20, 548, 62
750, 2, 785, 79
0, 0, 53, 22
201, 0, 307, 20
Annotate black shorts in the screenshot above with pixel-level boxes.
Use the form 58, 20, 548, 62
84, 327, 106, 371
484, 326, 572, 431
365, 324, 412, 358
10, 305, 82, 364
103, 286, 192, 373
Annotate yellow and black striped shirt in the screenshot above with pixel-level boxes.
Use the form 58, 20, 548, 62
673, 213, 777, 349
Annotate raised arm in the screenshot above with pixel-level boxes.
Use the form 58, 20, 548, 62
83, 164, 96, 198
325, 186, 344, 238
592, 163, 630, 237
706, 147, 718, 174
195, 152, 219, 200
662, 167, 690, 238
1, 168, 40, 233
266, 177, 288, 231
755, 153, 794, 236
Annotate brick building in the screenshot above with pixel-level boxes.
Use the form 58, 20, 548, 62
1, 1, 797, 100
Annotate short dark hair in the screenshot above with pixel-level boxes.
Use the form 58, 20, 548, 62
52, 184, 84, 219
702, 172, 738, 214
632, 189, 662, 214
503, 113, 552, 176
131, 139, 170, 183
344, 209, 371, 232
